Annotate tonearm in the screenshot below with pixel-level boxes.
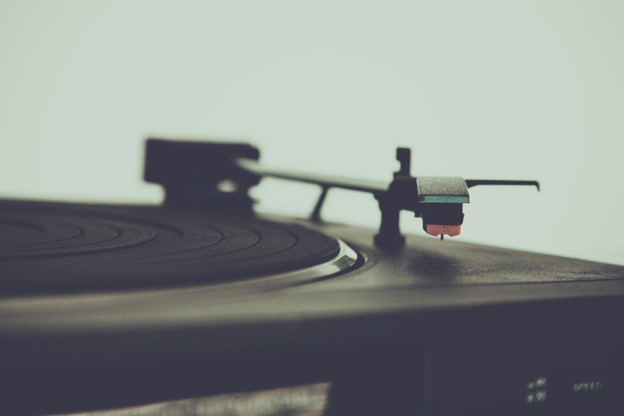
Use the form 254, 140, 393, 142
144, 139, 539, 250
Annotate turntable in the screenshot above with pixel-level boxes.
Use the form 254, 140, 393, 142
1, 139, 623, 416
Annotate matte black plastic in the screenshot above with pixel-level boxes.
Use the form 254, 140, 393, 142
1, 203, 623, 415
144, 138, 261, 212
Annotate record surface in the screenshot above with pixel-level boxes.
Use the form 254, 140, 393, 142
0, 200, 352, 296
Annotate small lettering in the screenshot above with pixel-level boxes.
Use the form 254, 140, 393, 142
535, 390, 547, 402
526, 390, 547, 404
573, 381, 603, 392
527, 376, 547, 391
526, 377, 549, 405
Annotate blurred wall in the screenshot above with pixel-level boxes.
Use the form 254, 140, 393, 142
0, 0, 623, 265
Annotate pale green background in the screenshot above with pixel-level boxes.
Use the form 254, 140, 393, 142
1, 0, 623, 265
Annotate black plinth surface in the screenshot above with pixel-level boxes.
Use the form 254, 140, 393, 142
2, 199, 624, 416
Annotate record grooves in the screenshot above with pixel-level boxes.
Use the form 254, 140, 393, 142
0, 200, 353, 296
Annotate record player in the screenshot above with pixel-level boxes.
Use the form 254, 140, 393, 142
1, 139, 623, 416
